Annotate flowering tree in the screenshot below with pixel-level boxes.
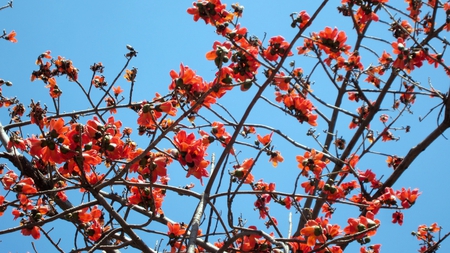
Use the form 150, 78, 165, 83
1, 0, 450, 252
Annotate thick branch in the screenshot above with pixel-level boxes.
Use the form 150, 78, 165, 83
373, 91, 450, 198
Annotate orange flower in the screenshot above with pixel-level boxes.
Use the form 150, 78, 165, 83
415, 223, 440, 241
155, 101, 177, 116
84, 172, 105, 186
137, 103, 161, 129
322, 203, 334, 218
257, 132, 273, 146
313, 27, 350, 59
21, 226, 40, 239
7, 134, 27, 151
296, 149, 329, 177
15, 178, 37, 194
293, 10, 311, 29
253, 179, 275, 192
170, 241, 186, 253
48, 118, 69, 145
301, 179, 324, 194
360, 244, 381, 253
239, 226, 263, 251
173, 130, 210, 185
300, 218, 340, 246
54, 56, 78, 81
124, 68, 137, 82
78, 207, 94, 223
12, 208, 21, 219
405, 0, 422, 21
167, 222, 186, 238
2, 171, 18, 190
242, 126, 256, 137
5, 30, 17, 43
112, 86, 124, 96
381, 128, 395, 142
87, 220, 103, 241
263, 36, 293, 61
92, 75, 107, 88
273, 72, 290, 91
344, 211, 379, 238
187, 0, 231, 25
283, 196, 292, 209
396, 187, 420, 208
341, 154, 359, 176
269, 151, 284, 167
231, 158, 254, 184
288, 235, 310, 253
378, 51, 393, 65
386, 155, 403, 169
205, 41, 232, 62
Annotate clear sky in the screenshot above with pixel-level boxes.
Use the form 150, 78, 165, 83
0, 1, 449, 252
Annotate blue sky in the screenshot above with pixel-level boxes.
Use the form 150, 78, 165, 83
0, 1, 449, 252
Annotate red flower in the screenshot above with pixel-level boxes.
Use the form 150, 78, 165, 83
272, 71, 292, 91
301, 218, 340, 246
7, 134, 27, 151
15, 178, 37, 194
360, 244, 381, 253
392, 211, 403, 226
54, 56, 78, 81
415, 223, 440, 241
5, 30, 17, 43
379, 51, 393, 65
283, 196, 292, 209
322, 203, 334, 218
386, 155, 403, 169
294, 11, 311, 29
12, 208, 21, 220
2, 171, 18, 190
173, 130, 210, 185
301, 179, 324, 194
396, 187, 420, 208
296, 149, 329, 177
137, 103, 162, 129
313, 27, 350, 59
269, 151, 284, 168
187, 0, 232, 25
167, 222, 186, 238
257, 132, 273, 146
92, 75, 107, 88
205, 41, 232, 62
155, 101, 177, 116
87, 220, 103, 241
379, 114, 389, 123
112, 86, 124, 96
263, 36, 293, 61
21, 226, 40, 239
381, 128, 395, 142
231, 158, 254, 184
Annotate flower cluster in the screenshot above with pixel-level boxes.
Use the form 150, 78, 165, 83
301, 218, 341, 247
172, 130, 210, 185
298, 27, 351, 65
276, 89, 318, 126
263, 35, 293, 62
31, 51, 78, 98
127, 176, 166, 213
344, 211, 379, 242
187, 0, 233, 26
412, 223, 441, 253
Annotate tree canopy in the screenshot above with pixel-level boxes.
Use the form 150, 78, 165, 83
0, 1, 450, 252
